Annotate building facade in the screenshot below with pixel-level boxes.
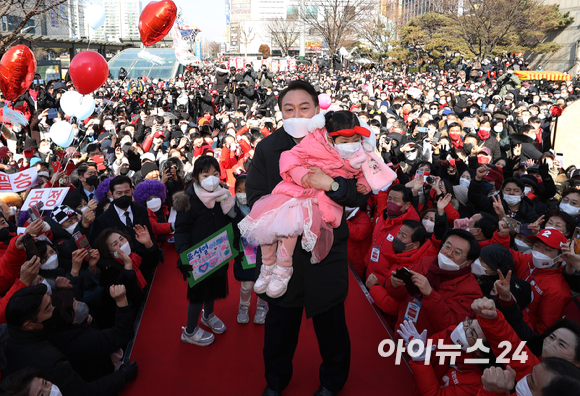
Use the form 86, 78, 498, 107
89, 0, 142, 42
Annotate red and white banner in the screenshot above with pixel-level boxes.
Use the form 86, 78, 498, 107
288, 59, 297, 72
235, 57, 244, 70
229, 58, 236, 69
270, 61, 279, 73
279, 60, 288, 72
0, 168, 37, 193
22, 187, 70, 211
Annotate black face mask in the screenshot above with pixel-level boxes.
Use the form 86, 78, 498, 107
392, 237, 409, 254
119, 167, 130, 176
0, 227, 11, 243
463, 143, 473, 155
113, 195, 132, 210
85, 175, 99, 187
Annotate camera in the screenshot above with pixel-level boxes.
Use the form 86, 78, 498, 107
426, 176, 435, 184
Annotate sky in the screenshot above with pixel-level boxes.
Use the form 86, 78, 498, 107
174, 0, 226, 41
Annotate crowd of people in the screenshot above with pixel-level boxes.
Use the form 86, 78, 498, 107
0, 52, 578, 396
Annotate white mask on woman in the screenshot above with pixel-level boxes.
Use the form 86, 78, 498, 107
41, 254, 59, 270
515, 375, 532, 396
113, 241, 132, 258
422, 219, 434, 233
459, 177, 471, 187
471, 258, 488, 276
147, 197, 162, 212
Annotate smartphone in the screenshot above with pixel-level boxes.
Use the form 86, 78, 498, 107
572, 227, 580, 255
47, 108, 58, 119
27, 203, 42, 221
73, 232, 90, 250
505, 218, 522, 234
393, 267, 420, 296
556, 152, 564, 168
22, 234, 38, 260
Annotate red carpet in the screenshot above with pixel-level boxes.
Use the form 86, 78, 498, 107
122, 246, 417, 396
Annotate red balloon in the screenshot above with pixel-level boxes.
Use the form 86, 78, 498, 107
69, 51, 108, 95
139, 0, 177, 47
0, 45, 36, 102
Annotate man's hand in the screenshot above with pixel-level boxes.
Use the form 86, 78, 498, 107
390, 271, 405, 289
110, 284, 129, 307
366, 273, 379, 289
134, 225, 153, 248
20, 256, 41, 286
481, 366, 516, 393
410, 270, 432, 296
527, 215, 545, 235
471, 297, 497, 320
498, 217, 510, 236
491, 194, 506, 219
161, 168, 171, 184
301, 173, 313, 189
356, 183, 369, 194
307, 167, 334, 191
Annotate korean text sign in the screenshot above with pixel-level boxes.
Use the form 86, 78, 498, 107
0, 168, 38, 193
21, 187, 70, 211
180, 224, 238, 288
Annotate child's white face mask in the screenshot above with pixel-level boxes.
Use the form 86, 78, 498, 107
334, 142, 361, 159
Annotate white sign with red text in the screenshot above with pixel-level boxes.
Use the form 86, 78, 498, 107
0, 168, 38, 193
22, 187, 70, 211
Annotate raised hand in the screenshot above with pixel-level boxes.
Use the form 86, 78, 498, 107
471, 297, 497, 320
493, 270, 512, 302
20, 256, 41, 286
475, 165, 488, 181
491, 194, 506, 219
527, 215, 545, 235
481, 366, 517, 393
133, 225, 153, 248
437, 193, 452, 215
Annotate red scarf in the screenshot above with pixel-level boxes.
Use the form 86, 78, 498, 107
425, 260, 473, 291
477, 128, 490, 140
534, 129, 542, 148
449, 133, 463, 149
115, 253, 147, 289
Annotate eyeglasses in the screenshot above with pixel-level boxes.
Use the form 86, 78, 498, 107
441, 243, 466, 260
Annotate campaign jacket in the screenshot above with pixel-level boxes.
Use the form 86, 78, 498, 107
346, 208, 372, 279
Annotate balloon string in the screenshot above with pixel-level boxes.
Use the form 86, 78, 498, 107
87, 37, 91, 51
94, 60, 138, 119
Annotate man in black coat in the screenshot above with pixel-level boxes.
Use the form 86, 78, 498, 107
509, 124, 543, 162
2, 284, 138, 396
246, 80, 369, 396
90, 176, 157, 263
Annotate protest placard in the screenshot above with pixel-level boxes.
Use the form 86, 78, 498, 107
21, 187, 70, 211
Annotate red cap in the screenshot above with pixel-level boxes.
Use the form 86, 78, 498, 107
154, 131, 165, 139
328, 126, 370, 138
528, 229, 567, 249
0, 147, 9, 158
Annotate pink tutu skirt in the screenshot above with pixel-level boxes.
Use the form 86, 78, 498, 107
238, 194, 334, 264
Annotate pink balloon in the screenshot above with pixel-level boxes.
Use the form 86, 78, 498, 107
318, 93, 332, 110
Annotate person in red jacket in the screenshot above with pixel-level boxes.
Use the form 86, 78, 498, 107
365, 184, 420, 285
509, 228, 571, 334
346, 206, 372, 279
385, 229, 483, 337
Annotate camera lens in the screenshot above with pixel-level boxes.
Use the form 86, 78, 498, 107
426, 176, 434, 184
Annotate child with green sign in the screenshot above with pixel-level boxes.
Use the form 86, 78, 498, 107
174, 156, 236, 347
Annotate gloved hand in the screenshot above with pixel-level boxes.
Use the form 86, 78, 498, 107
397, 320, 433, 362
178, 264, 191, 281
120, 360, 139, 382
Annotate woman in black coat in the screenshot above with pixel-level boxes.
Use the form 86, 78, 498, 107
173, 155, 236, 346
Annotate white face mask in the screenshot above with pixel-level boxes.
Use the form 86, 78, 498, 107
430, 109, 438, 115
113, 241, 132, 258
422, 219, 434, 233
404, 151, 418, 161
524, 187, 531, 196
459, 177, 471, 187
147, 197, 162, 212
65, 222, 78, 235
560, 202, 580, 217
49, 384, 63, 396
200, 175, 220, 192
503, 194, 522, 207
41, 278, 53, 295
471, 258, 488, 276
236, 193, 247, 205
41, 254, 59, 270
438, 252, 462, 271
514, 238, 533, 254
515, 375, 532, 396
493, 125, 503, 133
283, 118, 311, 139
450, 322, 470, 352
181, 124, 188, 132
522, 116, 529, 124
532, 250, 555, 269
335, 142, 361, 159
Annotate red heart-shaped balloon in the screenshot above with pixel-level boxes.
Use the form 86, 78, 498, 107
139, 0, 177, 47
69, 51, 109, 95
0, 45, 36, 102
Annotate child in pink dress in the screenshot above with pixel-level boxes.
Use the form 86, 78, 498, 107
238, 111, 396, 298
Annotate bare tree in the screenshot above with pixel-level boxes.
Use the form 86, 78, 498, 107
300, 0, 377, 63
238, 23, 256, 58
264, 18, 300, 56
358, 3, 403, 61
1, 0, 71, 54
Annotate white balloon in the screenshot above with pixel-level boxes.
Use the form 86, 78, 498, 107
50, 121, 74, 148
60, 91, 82, 118
86, 4, 106, 30
75, 95, 95, 119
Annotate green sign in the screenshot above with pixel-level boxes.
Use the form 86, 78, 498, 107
180, 224, 238, 287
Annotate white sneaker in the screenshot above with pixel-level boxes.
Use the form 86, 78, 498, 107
254, 263, 276, 294
201, 311, 227, 334
266, 265, 293, 298
181, 326, 214, 346
253, 304, 269, 325
237, 305, 250, 324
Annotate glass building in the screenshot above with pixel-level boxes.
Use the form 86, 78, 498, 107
107, 48, 185, 80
